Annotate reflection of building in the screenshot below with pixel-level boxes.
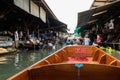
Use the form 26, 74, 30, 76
0, 0, 67, 37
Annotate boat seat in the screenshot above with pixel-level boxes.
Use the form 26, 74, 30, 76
44, 54, 65, 64
92, 50, 102, 61
109, 60, 117, 66
99, 54, 106, 64
31, 60, 49, 68
54, 54, 62, 63
44, 60, 51, 64
56, 50, 68, 61
45, 55, 57, 64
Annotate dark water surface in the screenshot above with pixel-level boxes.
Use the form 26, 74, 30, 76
0, 46, 120, 80
0, 46, 62, 80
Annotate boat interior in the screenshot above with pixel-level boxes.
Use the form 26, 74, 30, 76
30, 45, 120, 67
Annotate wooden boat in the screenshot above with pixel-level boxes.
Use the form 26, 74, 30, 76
7, 45, 120, 80
0, 41, 14, 48
22, 39, 39, 50
0, 47, 17, 56
0, 40, 16, 55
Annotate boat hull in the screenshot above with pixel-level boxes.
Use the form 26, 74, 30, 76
7, 45, 120, 80
29, 63, 120, 80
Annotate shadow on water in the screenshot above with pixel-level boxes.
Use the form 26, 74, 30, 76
0, 45, 63, 80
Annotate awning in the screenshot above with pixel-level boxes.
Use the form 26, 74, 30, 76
77, 0, 120, 29
47, 16, 68, 32
34, 0, 68, 32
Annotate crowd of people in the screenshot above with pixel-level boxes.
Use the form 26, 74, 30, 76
10, 30, 102, 50
18, 32, 65, 50
65, 33, 102, 46
65, 17, 120, 48
0, 30, 66, 50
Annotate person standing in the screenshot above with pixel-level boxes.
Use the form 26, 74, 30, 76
84, 34, 90, 46
19, 31, 23, 40
96, 34, 101, 45
14, 30, 19, 48
108, 19, 114, 32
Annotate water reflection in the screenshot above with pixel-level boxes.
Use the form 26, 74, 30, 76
0, 57, 7, 64
14, 53, 20, 69
0, 46, 62, 80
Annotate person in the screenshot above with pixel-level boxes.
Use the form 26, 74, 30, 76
89, 31, 97, 45
8, 37, 13, 42
66, 39, 71, 45
75, 37, 81, 45
108, 19, 114, 32
36, 38, 40, 45
19, 31, 23, 40
8, 36, 14, 47
96, 34, 101, 45
84, 34, 90, 46
75, 38, 80, 45
14, 30, 19, 48
79, 36, 83, 45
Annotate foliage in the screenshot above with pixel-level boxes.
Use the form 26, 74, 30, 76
99, 46, 115, 54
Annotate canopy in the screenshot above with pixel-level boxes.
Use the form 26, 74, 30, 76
74, 27, 81, 36
77, 0, 120, 29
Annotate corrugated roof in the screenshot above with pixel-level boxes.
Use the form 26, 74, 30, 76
91, 0, 115, 9
77, 0, 120, 29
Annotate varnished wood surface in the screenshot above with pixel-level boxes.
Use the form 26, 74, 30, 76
29, 63, 120, 80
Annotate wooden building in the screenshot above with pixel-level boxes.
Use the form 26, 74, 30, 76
0, 0, 67, 37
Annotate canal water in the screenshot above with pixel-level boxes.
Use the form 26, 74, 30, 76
111, 50, 120, 60
0, 46, 120, 80
0, 46, 62, 80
